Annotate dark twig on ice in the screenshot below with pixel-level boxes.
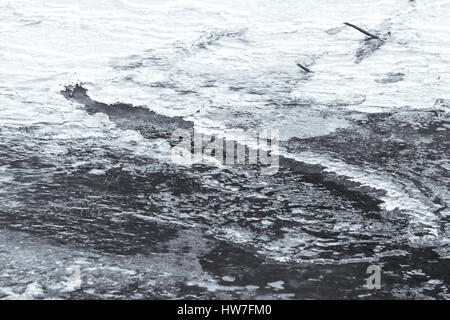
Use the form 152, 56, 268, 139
344, 22, 382, 41
297, 63, 312, 73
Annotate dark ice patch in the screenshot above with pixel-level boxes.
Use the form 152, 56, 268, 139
375, 72, 405, 84
61, 84, 193, 140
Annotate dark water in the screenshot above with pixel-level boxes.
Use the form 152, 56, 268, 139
0, 86, 448, 299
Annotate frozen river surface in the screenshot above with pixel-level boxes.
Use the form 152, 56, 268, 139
0, 0, 449, 299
